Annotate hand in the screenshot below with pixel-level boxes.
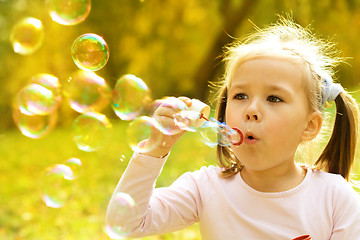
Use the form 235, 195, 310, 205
142, 97, 192, 158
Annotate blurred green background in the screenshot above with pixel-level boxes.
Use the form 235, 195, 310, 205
1, 0, 360, 239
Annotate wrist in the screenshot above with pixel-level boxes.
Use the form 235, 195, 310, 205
138, 139, 171, 158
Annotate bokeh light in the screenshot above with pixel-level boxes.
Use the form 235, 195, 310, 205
72, 112, 112, 152
71, 33, 109, 71
10, 17, 44, 55
63, 70, 111, 113
47, 0, 91, 26
112, 74, 150, 121
105, 192, 138, 239
12, 105, 58, 139
40, 164, 75, 208
126, 116, 162, 153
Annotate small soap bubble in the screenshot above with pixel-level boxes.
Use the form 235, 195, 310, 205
47, 0, 91, 26
10, 17, 44, 55
12, 105, 57, 139
63, 70, 111, 113
112, 74, 150, 121
71, 33, 109, 71
40, 164, 75, 208
126, 116, 162, 153
72, 112, 112, 152
64, 158, 82, 180
105, 192, 138, 239
15, 83, 57, 116
198, 118, 243, 147
217, 123, 232, 147
198, 120, 219, 148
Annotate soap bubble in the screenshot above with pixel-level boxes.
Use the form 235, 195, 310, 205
71, 33, 109, 71
10, 17, 44, 55
63, 70, 111, 113
47, 0, 91, 26
126, 116, 162, 153
105, 192, 138, 239
72, 112, 112, 152
198, 118, 243, 147
64, 158, 82, 180
15, 83, 57, 116
198, 120, 219, 148
12, 105, 57, 139
30, 74, 62, 105
112, 74, 150, 121
40, 164, 75, 208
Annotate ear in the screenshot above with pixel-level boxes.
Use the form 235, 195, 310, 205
301, 111, 322, 141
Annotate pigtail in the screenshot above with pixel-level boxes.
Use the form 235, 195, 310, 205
314, 92, 359, 181
215, 87, 243, 177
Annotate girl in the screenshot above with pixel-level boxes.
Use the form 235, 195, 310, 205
106, 17, 360, 239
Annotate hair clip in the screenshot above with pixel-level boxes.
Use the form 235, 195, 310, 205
324, 101, 334, 109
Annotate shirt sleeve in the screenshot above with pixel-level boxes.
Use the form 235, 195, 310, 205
330, 177, 360, 239
106, 152, 201, 238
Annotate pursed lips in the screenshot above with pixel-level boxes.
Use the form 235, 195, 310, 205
244, 131, 258, 144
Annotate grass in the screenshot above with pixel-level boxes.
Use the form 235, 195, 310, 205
1, 89, 360, 239
0, 121, 215, 240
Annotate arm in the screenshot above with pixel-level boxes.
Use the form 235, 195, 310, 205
330, 178, 360, 239
106, 152, 201, 237
106, 97, 197, 237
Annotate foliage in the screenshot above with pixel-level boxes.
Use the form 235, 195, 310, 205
1, 0, 360, 129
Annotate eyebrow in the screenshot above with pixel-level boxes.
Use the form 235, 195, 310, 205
229, 83, 293, 96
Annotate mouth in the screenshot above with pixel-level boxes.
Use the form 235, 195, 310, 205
244, 132, 258, 144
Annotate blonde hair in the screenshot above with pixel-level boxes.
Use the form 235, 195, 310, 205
214, 16, 359, 180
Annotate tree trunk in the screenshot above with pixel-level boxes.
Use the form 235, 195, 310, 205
193, 0, 258, 101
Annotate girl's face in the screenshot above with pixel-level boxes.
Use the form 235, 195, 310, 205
226, 57, 316, 172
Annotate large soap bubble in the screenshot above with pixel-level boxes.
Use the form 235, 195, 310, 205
105, 192, 138, 239
126, 116, 162, 153
63, 70, 111, 113
15, 83, 57, 116
12, 105, 58, 139
47, 0, 91, 26
40, 164, 75, 208
112, 74, 150, 121
71, 33, 109, 71
72, 112, 112, 152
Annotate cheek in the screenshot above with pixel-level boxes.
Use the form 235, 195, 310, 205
273, 117, 305, 145
225, 107, 240, 126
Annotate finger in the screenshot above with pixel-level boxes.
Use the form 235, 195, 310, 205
159, 97, 188, 110
178, 96, 192, 108
154, 103, 179, 118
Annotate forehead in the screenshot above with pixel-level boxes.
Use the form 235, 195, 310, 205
229, 56, 306, 90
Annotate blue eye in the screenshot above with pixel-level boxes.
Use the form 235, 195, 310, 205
233, 93, 247, 100
267, 95, 283, 103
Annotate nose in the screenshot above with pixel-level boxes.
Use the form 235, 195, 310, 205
244, 100, 261, 122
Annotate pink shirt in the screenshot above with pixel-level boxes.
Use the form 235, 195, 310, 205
106, 152, 360, 239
